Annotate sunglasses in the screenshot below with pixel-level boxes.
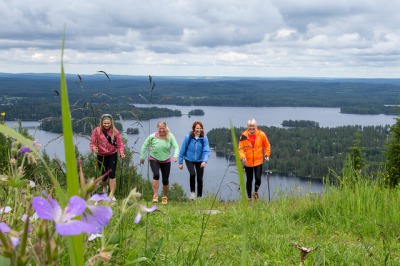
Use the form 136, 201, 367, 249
101, 114, 112, 120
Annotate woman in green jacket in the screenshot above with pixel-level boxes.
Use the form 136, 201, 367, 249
140, 120, 179, 204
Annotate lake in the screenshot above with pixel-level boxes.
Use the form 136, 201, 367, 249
8, 105, 396, 201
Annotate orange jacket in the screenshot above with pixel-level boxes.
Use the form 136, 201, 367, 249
238, 129, 271, 167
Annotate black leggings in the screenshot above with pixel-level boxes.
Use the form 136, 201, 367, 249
97, 153, 118, 181
150, 160, 171, 186
244, 164, 263, 198
185, 160, 204, 197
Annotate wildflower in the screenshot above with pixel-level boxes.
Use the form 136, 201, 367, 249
20, 146, 30, 154
0, 222, 10, 233
32, 192, 95, 236
81, 194, 113, 234
1, 112, 5, 117
0, 206, 12, 214
29, 180, 35, 188
88, 233, 102, 241
134, 205, 157, 224
0, 222, 19, 248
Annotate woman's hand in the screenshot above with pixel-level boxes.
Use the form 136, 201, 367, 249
120, 153, 126, 159
200, 162, 207, 168
178, 164, 183, 170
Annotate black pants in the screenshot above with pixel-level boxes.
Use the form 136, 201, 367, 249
244, 164, 263, 198
97, 153, 118, 181
150, 160, 171, 186
185, 160, 204, 197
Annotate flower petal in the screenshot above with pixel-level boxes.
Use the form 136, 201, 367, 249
140, 205, 157, 214
0, 222, 10, 233
88, 233, 102, 241
63, 196, 87, 221
134, 212, 142, 224
0, 206, 12, 214
32, 196, 56, 220
55, 220, 94, 236
89, 193, 111, 202
82, 205, 112, 233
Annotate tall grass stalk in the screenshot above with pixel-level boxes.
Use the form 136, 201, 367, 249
59, 34, 84, 266
230, 121, 248, 265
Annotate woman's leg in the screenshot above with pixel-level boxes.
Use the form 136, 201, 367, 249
244, 166, 254, 198
254, 164, 263, 193
108, 153, 118, 198
159, 162, 171, 197
194, 162, 204, 197
150, 160, 161, 196
185, 160, 196, 193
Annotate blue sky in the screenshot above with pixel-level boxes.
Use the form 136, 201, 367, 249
1, 0, 399, 78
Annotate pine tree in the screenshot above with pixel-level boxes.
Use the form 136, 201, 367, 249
384, 112, 400, 187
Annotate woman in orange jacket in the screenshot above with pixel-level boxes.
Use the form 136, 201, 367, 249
238, 118, 271, 201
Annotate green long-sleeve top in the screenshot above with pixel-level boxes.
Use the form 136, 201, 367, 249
140, 132, 179, 161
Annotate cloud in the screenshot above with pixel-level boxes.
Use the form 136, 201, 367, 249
0, 0, 399, 77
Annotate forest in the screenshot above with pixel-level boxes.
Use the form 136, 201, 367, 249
207, 124, 390, 179
0, 73, 398, 178
1, 73, 400, 119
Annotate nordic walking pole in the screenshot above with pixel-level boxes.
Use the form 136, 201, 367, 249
117, 158, 124, 197
264, 160, 271, 202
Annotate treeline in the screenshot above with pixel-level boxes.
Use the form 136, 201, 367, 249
1, 74, 400, 115
207, 125, 389, 178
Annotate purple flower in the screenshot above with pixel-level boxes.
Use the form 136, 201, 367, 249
0, 222, 10, 233
80, 194, 113, 234
0, 222, 19, 247
89, 193, 111, 203
19, 146, 30, 154
134, 205, 157, 224
32, 193, 94, 236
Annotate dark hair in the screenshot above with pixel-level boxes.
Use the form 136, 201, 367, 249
190, 121, 204, 137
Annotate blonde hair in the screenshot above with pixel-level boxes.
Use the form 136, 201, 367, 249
157, 120, 170, 139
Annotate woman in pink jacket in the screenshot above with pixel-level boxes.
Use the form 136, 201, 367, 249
90, 114, 125, 201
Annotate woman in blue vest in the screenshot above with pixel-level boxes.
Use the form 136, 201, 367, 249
179, 121, 210, 200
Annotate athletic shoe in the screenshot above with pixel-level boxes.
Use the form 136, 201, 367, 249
190, 192, 196, 201
253, 192, 259, 201
103, 186, 108, 194
162, 196, 168, 205
152, 194, 158, 203
110, 196, 116, 202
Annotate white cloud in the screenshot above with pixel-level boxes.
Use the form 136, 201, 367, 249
0, 0, 399, 77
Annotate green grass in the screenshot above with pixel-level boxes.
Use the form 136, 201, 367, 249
91, 182, 399, 265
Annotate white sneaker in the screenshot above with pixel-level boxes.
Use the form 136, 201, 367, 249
190, 192, 196, 201
110, 196, 116, 202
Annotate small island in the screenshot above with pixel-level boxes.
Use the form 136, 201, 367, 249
282, 120, 319, 128
188, 109, 205, 117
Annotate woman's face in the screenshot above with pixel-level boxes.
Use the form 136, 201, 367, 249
158, 124, 166, 137
102, 119, 111, 130
247, 124, 256, 135
194, 124, 203, 135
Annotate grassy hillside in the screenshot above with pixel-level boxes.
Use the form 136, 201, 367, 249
98, 178, 399, 265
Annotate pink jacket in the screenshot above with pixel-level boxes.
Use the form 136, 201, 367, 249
90, 127, 124, 156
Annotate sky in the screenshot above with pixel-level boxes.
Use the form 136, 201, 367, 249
1, 0, 400, 78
